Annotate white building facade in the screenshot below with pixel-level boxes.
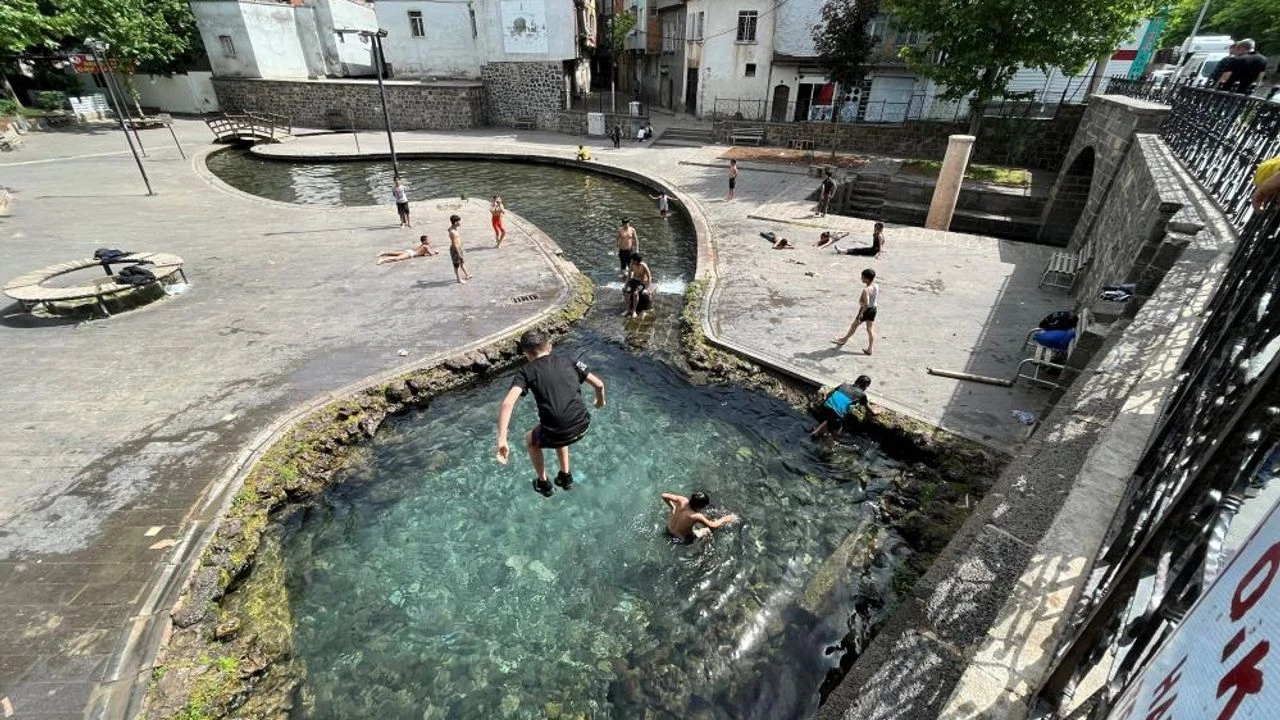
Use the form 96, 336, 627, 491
192, 0, 379, 79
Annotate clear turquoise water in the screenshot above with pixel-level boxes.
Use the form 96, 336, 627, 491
278, 333, 901, 719
209, 154, 907, 719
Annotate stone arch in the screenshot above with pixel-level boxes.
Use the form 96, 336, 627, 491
1040, 147, 1096, 247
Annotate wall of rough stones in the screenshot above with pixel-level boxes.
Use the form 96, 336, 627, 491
212, 78, 486, 130
1044, 95, 1170, 249
711, 104, 1086, 171
481, 61, 566, 130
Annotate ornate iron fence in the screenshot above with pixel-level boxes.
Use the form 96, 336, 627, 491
710, 89, 1067, 125
1030, 86, 1280, 718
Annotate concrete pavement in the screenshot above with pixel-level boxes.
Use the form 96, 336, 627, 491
0, 120, 572, 718
259, 127, 1064, 451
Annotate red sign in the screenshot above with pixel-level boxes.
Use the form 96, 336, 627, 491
67, 54, 134, 74
1108, 501, 1280, 720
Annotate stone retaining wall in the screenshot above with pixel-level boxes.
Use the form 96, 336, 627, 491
713, 105, 1085, 171
212, 78, 486, 130
481, 61, 566, 130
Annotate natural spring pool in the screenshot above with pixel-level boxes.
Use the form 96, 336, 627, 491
207, 154, 909, 719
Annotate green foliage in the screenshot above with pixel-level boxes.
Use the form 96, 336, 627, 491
608, 10, 638, 55
900, 159, 1031, 186
1162, 0, 1280, 59
0, 98, 18, 116
0, 0, 61, 54
886, 0, 1159, 131
34, 90, 66, 111
58, 0, 197, 71
812, 0, 879, 89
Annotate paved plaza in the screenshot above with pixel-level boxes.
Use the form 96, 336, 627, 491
1, 119, 1063, 717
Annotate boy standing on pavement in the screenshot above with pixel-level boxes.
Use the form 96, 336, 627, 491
496, 330, 607, 497
817, 171, 836, 217
392, 176, 412, 228
832, 268, 879, 355
448, 214, 471, 284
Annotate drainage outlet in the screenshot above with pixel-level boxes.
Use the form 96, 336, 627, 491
511, 293, 540, 304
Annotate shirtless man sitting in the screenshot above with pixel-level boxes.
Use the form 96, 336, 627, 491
623, 253, 653, 318
662, 491, 738, 544
376, 234, 437, 264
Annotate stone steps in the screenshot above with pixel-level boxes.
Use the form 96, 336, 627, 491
653, 127, 715, 147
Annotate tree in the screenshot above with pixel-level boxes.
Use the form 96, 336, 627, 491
886, 0, 1158, 134
1162, 0, 1280, 60
812, 0, 879, 120
0, 0, 62, 106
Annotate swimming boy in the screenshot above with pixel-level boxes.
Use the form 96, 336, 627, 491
376, 234, 437, 264
812, 375, 878, 438
661, 491, 738, 544
832, 268, 879, 355
623, 253, 652, 318
496, 330, 606, 497
448, 214, 471, 284
616, 218, 639, 277
491, 195, 507, 247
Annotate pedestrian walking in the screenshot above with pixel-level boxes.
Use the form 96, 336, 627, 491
392, 175, 412, 228
611, 123, 622, 149
832, 268, 879, 355
816, 171, 836, 217
727, 159, 738, 200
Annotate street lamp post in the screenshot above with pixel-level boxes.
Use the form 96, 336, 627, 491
86, 40, 153, 196
335, 28, 398, 176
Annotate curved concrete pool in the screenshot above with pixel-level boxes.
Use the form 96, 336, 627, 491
194, 153, 912, 719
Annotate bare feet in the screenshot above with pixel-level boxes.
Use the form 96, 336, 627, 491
862, 348, 872, 355
831, 339, 847, 347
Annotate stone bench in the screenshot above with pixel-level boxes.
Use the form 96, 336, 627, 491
4, 253, 187, 317
512, 117, 537, 130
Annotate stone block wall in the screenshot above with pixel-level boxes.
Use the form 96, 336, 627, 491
212, 78, 486, 130
482, 62, 566, 130
712, 105, 1085, 171
1051, 95, 1170, 250
554, 111, 651, 138
1072, 134, 1196, 310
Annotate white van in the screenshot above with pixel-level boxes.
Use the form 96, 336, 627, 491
1179, 34, 1235, 58
1172, 51, 1231, 86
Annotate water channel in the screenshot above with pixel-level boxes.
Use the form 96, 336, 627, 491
208, 152, 910, 719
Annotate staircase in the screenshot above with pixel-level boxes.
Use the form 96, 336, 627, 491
652, 126, 715, 148
843, 173, 889, 218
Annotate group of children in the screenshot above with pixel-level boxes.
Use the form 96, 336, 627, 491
376, 178, 514, 285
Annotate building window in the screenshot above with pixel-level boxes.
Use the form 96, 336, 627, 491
867, 17, 888, 43
893, 26, 923, 47
409, 10, 425, 37
736, 11, 758, 43
745, 63, 756, 77
662, 15, 682, 53
218, 35, 236, 58
691, 11, 704, 41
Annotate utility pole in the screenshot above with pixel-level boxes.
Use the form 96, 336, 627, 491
336, 27, 399, 175
86, 40, 153, 196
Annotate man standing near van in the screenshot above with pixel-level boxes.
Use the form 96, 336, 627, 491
1218, 40, 1268, 94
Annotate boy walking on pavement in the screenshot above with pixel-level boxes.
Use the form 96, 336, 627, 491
448, 214, 472, 284
817, 171, 836, 217
496, 330, 607, 497
832, 268, 879, 355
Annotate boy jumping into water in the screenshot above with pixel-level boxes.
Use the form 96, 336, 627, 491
662, 491, 738, 544
496, 330, 606, 497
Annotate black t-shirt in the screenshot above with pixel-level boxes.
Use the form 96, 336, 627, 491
822, 177, 835, 196
1227, 53, 1268, 92
512, 353, 591, 440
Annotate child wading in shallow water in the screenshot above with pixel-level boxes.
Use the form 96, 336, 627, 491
662, 491, 738, 543
496, 330, 606, 497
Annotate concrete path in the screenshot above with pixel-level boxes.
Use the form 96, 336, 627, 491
259, 127, 1064, 450
0, 121, 570, 718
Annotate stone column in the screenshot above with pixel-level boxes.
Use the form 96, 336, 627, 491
925, 134, 976, 231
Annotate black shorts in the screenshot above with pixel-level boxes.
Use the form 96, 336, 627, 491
531, 419, 589, 449
817, 405, 842, 427
859, 306, 878, 322
729, 178, 736, 190
618, 249, 633, 271
396, 201, 410, 216
625, 279, 648, 294
450, 245, 465, 268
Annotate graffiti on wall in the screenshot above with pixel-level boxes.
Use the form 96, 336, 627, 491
500, 0, 548, 54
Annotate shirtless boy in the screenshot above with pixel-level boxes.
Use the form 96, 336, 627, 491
832, 268, 879, 355
496, 330, 607, 497
376, 234, 437, 264
491, 195, 507, 247
623, 253, 652, 318
448, 214, 471, 284
616, 218, 639, 277
661, 491, 738, 544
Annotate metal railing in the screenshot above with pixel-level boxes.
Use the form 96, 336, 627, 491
710, 89, 1069, 125
1104, 76, 1193, 104
570, 89, 652, 116
1031, 86, 1280, 718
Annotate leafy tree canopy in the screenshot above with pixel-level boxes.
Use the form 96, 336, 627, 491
886, 0, 1157, 131
0, 0, 195, 68
1162, 0, 1280, 59
812, 0, 879, 89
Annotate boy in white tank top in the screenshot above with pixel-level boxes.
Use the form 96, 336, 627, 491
832, 267, 879, 355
